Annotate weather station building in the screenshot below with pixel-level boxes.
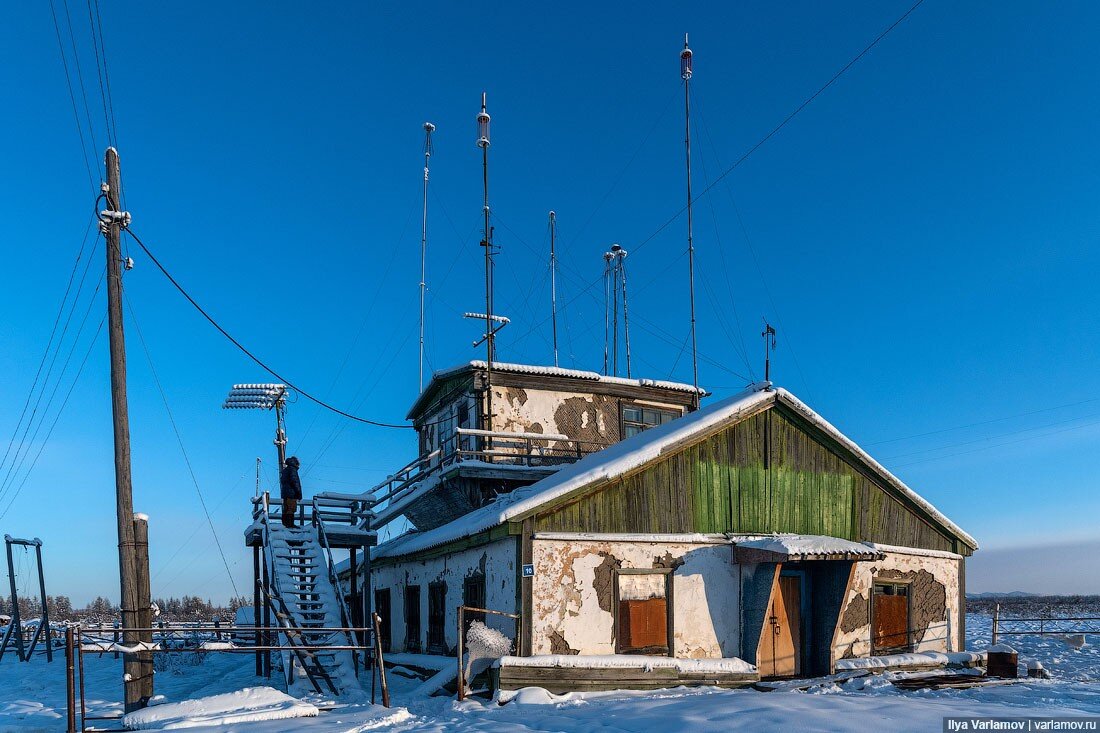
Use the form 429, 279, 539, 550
357, 361, 978, 690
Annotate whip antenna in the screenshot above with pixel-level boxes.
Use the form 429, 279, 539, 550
682, 33, 700, 407
419, 121, 435, 392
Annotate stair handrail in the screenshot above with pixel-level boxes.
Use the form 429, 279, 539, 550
312, 498, 362, 675
258, 493, 337, 696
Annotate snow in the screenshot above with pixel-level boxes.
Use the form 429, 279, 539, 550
836, 651, 985, 670
862, 542, 964, 560
988, 644, 1019, 654
734, 534, 884, 558
2, 612, 1097, 731
497, 654, 756, 674
123, 687, 317, 729
378, 383, 976, 559
533, 532, 730, 544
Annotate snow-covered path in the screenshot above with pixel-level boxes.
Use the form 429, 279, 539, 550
1, 614, 1097, 732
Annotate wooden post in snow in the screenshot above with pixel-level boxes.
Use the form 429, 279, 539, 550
102, 147, 151, 711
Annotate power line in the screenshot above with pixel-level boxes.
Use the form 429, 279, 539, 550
0, 314, 107, 522
123, 227, 414, 429
631, 0, 927, 262
0, 221, 95, 477
47, 0, 97, 190
126, 297, 241, 599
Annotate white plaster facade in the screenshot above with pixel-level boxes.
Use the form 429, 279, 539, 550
832, 547, 963, 661
370, 538, 518, 654
529, 536, 740, 659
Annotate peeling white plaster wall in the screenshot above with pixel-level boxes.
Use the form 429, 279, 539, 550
832, 550, 961, 661
369, 538, 517, 654
530, 538, 739, 659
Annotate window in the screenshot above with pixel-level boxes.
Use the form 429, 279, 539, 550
427, 581, 447, 654
622, 405, 679, 438
404, 586, 421, 653
462, 575, 486, 633
374, 589, 391, 653
872, 581, 910, 654
615, 570, 672, 655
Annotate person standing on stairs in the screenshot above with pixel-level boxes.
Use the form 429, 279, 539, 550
280, 455, 303, 528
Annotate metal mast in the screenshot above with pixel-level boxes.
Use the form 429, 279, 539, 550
549, 211, 558, 367
419, 122, 435, 393
603, 251, 613, 375
477, 94, 495, 433
618, 245, 632, 378
682, 34, 700, 409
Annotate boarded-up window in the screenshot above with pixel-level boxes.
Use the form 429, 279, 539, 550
427, 581, 447, 654
616, 572, 670, 655
404, 585, 421, 653
374, 589, 391, 653
463, 575, 486, 632
873, 582, 910, 654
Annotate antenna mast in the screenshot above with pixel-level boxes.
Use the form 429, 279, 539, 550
549, 211, 558, 367
681, 33, 700, 408
762, 320, 777, 383
419, 122, 435, 393
602, 245, 631, 377
477, 93, 495, 433
603, 251, 613, 375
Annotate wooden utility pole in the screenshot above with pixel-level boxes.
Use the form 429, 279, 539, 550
103, 147, 151, 711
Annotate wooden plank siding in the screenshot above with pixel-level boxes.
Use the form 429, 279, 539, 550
527, 404, 967, 555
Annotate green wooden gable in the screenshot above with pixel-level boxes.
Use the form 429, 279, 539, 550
516, 401, 972, 556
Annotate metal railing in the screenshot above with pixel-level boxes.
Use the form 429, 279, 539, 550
312, 497, 361, 675
63, 624, 388, 733
366, 430, 608, 523
991, 603, 1100, 645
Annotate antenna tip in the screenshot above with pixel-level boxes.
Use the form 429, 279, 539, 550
549, 210, 556, 217
424, 122, 435, 132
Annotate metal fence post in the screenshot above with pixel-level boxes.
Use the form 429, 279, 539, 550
457, 606, 466, 701
65, 626, 76, 733
992, 603, 1000, 646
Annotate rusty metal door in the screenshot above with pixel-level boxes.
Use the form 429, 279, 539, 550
873, 583, 910, 652
761, 575, 801, 677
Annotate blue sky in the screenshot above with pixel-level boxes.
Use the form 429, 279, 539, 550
2, 1, 1099, 603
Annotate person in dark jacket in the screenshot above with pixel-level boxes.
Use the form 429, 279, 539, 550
280, 456, 303, 528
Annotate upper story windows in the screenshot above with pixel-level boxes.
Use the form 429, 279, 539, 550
622, 405, 680, 438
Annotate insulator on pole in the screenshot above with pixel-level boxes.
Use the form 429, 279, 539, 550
681, 34, 693, 80
477, 92, 491, 148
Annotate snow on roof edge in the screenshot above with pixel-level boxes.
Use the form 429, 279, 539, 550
377, 382, 773, 559
377, 382, 977, 560
773, 389, 978, 550
408, 361, 707, 418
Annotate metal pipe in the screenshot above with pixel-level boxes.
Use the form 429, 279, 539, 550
65, 627, 76, 733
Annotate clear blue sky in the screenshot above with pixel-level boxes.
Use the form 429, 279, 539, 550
2, 1, 1098, 604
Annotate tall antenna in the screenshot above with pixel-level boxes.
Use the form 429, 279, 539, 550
603, 251, 613, 375
602, 245, 631, 377
682, 33, 700, 408
549, 211, 559, 367
762, 320, 777, 383
419, 121, 435, 393
477, 93, 495, 433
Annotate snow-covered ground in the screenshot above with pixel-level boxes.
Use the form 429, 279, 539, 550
1, 614, 1097, 732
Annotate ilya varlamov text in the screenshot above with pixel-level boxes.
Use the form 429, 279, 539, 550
945, 719, 1099, 732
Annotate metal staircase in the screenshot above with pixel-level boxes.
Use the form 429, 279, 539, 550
258, 501, 366, 701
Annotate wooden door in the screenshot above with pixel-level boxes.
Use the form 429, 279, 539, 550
761, 575, 801, 677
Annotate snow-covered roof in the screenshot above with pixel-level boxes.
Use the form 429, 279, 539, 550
408, 361, 706, 419
732, 534, 884, 560
376, 382, 978, 559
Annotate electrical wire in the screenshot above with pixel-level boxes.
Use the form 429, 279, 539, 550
126, 297, 241, 599
0, 314, 107, 522
123, 227, 414, 429
47, 0, 97, 190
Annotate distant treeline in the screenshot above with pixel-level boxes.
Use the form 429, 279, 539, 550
0, 594, 252, 623
967, 594, 1100, 616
